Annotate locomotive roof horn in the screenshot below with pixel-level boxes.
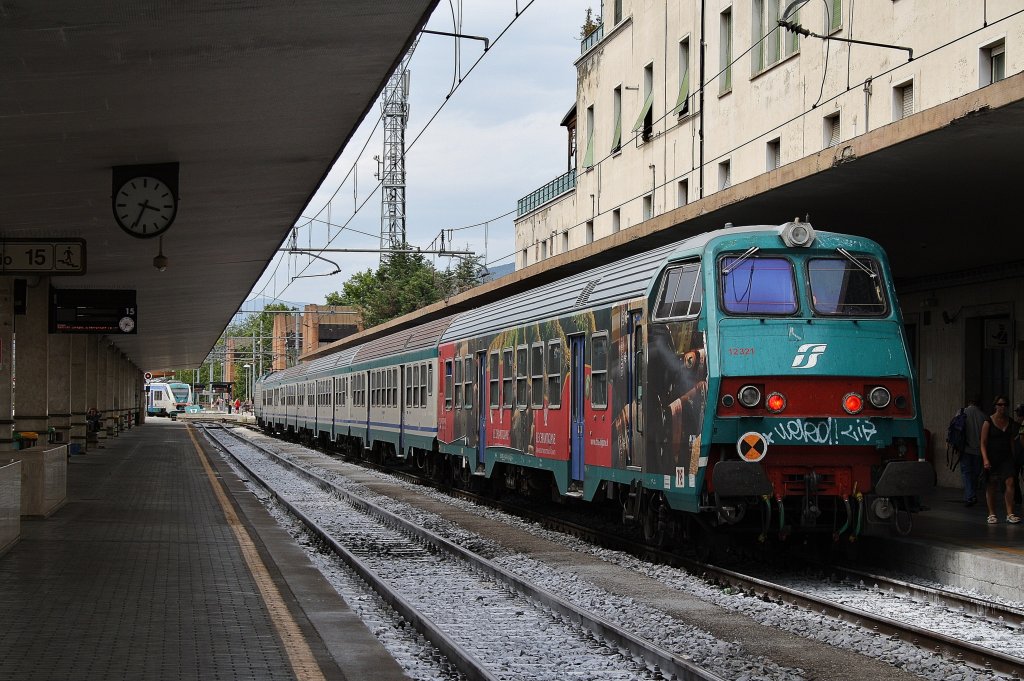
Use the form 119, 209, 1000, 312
780, 220, 816, 248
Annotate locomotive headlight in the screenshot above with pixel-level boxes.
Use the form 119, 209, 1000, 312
738, 385, 762, 408
843, 392, 864, 414
868, 386, 891, 409
765, 392, 786, 413
780, 221, 816, 248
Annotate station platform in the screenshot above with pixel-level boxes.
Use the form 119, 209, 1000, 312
0, 420, 409, 681
862, 484, 1024, 603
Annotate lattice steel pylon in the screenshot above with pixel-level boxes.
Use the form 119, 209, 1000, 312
377, 36, 420, 261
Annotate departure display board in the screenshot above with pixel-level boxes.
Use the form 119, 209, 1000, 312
49, 288, 137, 334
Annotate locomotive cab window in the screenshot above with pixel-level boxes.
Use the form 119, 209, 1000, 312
654, 260, 703, 319
719, 255, 797, 315
807, 256, 887, 317
591, 333, 609, 408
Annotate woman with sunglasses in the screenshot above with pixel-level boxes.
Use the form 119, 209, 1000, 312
980, 396, 1021, 524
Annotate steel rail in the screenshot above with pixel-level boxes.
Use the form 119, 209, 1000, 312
211, 425, 727, 681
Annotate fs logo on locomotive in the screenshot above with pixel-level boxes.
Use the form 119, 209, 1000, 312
792, 343, 827, 369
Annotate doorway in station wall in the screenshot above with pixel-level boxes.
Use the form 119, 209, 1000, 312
964, 314, 1013, 407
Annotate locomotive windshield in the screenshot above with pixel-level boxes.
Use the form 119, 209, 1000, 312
807, 256, 888, 316
654, 261, 703, 319
719, 256, 797, 315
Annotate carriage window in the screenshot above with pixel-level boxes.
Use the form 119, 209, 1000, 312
489, 352, 500, 408
502, 349, 514, 408
807, 257, 887, 317
427, 364, 433, 396
547, 341, 562, 408
422, 363, 429, 407
454, 357, 463, 408
463, 357, 473, 409
654, 261, 703, 318
392, 368, 399, 407
410, 366, 418, 407
720, 256, 797, 315
444, 360, 453, 410
591, 333, 609, 408
530, 343, 544, 408
516, 346, 529, 409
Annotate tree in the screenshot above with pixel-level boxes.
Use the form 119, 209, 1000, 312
580, 7, 601, 39
326, 251, 483, 328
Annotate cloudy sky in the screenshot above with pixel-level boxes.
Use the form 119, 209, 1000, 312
244, 0, 595, 310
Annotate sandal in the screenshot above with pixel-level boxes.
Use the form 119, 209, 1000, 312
1008, 514, 1021, 524
987, 514, 998, 524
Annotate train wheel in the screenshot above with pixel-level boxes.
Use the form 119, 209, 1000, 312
641, 493, 666, 546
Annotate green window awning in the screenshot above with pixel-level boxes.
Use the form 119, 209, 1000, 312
583, 128, 595, 168
632, 91, 654, 132
611, 107, 622, 151
675, 68, 689, 114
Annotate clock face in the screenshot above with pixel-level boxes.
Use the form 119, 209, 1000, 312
118, 316, 136, 333
113, 176, 177, 238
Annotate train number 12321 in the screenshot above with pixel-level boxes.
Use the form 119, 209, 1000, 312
728, 347, 755, 356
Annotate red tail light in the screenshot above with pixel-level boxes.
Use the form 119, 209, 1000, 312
766, 392, 786, 413
843, 392, 864, 414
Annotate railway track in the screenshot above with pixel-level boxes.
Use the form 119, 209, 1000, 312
202, 424, 729, 681
224, 425, 1024, 679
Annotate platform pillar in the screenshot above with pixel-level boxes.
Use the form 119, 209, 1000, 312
47, 334, 72, 446
104, 344, 118, 436
0, 279, 14, 451
94, 341, 109, 442
13, 277, 49, 438
70, 335, 89, 452
86, 337, 99, 448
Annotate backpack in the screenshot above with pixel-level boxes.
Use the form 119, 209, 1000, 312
945, 408, 967, 471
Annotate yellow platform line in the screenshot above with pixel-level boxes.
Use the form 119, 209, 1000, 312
188, 426, 327, 681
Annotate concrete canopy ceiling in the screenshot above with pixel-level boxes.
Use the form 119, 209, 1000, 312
0, 0, 437, 370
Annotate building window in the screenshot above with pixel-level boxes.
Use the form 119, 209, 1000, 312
720, 8, 733, 94
643, 194, 653, 221
613, 0, 622, 25
767, 137, 781, 169
827, 0, 841, 32
612, 209, 621, 233
824, 113, 840, 147
547, 341, 562, 408
561, 231, 569, 253
612, 85, 622, 152
586, 220, 594, 244
677, 38, 690, 115
981, 41, 1005, 86
591, 333, 609, 408
530, 343, 544, 408
521, 249, 528, 268
502, 348, 514, 409
541, 239, 548, 260
894, 82, 913, 120
719, 160, 731, 190
752, 0, 779, 73
583, 104, 595, 168
678, 179, 689, 207
634, 64, 654, 140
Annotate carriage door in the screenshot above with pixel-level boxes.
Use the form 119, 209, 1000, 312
627, 312, 644, 467
477, 352, 487, 468
570, 335, 586, 482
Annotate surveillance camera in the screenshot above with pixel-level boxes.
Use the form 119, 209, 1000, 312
153, 254, 168, 271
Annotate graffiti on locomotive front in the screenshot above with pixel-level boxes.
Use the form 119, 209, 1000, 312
645, 319, 707, 478
762, 416, 882, 447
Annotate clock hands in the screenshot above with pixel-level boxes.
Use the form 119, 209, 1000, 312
131, 200, 164, 231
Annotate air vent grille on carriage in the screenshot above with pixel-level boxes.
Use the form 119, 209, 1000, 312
575, 279, 601, 307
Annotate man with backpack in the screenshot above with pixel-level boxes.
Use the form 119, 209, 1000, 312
957, 396, 988, 507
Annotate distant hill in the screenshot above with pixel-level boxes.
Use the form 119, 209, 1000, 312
480, 263, 514, 282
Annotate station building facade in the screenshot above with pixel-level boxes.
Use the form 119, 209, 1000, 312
512, 0, 1024, 487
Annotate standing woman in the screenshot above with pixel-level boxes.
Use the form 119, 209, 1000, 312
980, 396, 1020, 524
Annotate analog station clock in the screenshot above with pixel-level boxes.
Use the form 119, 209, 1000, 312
113, 175, 178, 238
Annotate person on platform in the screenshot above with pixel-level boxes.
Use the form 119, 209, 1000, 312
980, 396, 1020, 524
960, 396, 987, 507
227, 397, 233, 414
234, 398, 241, 413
